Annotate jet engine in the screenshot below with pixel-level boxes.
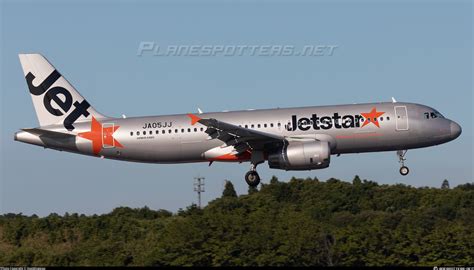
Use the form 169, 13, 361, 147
268, 140, 330, 170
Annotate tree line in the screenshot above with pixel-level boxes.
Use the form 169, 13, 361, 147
0, 176, 472, 266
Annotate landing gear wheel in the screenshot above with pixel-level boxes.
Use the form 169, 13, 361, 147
400, 166, 409, 176
397, 150, 409, 176
245, 171, 260, 187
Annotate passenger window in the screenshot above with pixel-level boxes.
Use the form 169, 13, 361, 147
251, 124, 254, 128
380, 117, 383, 121
156, 130, 159, 134
387, 117, 390, 121
149, 131, 152, 135
278, 123, 281, 127
264, 124, 267, 128
245, 125, 248, 128
200, 127, 204, 131
270, 123, 274, 127
188, 128, 191, 132
137, 131, 140, 136
257, 124, 261, 128
168, 130, 172, 133
194, 128, 197, 132
162, 130, 165, 134
130, 132, 133, 136
181, 129, 185, 133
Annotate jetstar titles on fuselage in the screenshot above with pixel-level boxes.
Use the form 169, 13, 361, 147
288, 111, 383, 131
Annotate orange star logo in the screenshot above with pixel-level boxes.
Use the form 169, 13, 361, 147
78, 117, 123, 155
361, 107, 385, 128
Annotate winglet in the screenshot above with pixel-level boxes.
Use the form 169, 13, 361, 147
187, 113, 202, 125
391, 97, 397, 103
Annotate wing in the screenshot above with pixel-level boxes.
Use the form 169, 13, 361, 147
188, 114, 285, 153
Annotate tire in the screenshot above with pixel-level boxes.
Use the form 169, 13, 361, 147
245, 171, 260, 187
399, 166, 409, 176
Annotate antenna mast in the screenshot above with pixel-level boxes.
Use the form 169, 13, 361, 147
194, 176, 205, 209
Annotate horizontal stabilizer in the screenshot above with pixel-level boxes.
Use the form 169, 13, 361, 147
16, 128, 78, 151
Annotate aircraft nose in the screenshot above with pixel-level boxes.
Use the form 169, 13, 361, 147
450, 121, 462, 139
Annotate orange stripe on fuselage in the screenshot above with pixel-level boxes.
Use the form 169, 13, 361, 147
207, 151, 252, 162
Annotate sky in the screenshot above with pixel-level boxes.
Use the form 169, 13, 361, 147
0, 0, 472, 216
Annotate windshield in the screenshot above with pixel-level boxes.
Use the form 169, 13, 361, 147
424, 110, 444, 119
432, 110, 444, 118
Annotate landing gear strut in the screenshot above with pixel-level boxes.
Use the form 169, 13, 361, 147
245, 151, 264, 187
397, 150, 409, 176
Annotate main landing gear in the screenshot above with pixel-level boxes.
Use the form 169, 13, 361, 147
245, 151, 264, 187
397, 150, 409, 176
245, 165, 260, 187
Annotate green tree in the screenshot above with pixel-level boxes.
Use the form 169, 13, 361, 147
222, 180, 237, 198
1, 177, 473, 266
270, 175, 279, 184
441, 179, 450, 189
352, 175, 362, 185
248, 185, 258, 195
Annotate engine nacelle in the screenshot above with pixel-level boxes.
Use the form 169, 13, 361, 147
268, 140, 331, 170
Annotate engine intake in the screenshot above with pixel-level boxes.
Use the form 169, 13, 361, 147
268, 140, 330, 170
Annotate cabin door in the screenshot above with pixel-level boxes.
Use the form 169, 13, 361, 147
394, 106, 409, 131
102, 123, 116, 148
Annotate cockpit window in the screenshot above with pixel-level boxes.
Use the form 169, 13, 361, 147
433, 110, 444, 118
424, 111, 444, 119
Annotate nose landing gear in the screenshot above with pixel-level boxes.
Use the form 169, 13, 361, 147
397, 150, 409, 176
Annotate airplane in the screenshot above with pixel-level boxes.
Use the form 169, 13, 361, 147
14, 54, 462, 187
